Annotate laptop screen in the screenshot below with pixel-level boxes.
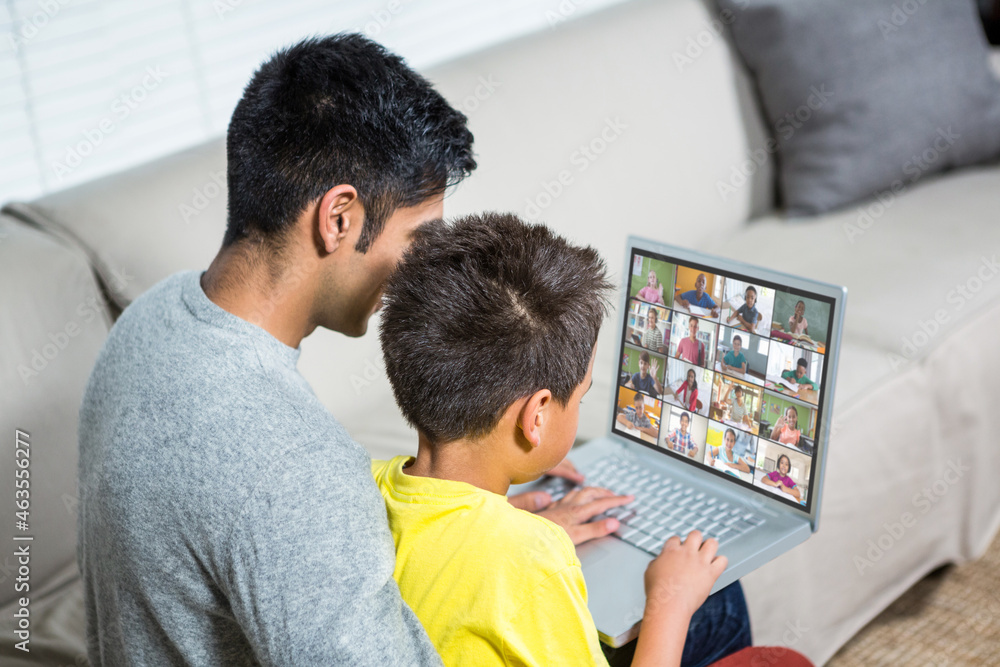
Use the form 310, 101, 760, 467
610, 246, 836, 513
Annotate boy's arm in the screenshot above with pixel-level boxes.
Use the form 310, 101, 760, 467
632, 531, 727, 667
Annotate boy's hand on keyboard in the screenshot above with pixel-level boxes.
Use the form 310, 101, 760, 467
632, 531, 726, 666
535, 486, 634, 545
644, 530, 727, 619
546, 458, 585, 484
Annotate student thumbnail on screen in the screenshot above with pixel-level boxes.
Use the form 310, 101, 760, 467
710, 375, 763, 437
765, 340, 823, 407
704, 422, 757, 484
759, 390, 818, 456
753, 440, 811, 505
721, 279, 774, 336
626, 299, 670, 355
619, 344, 667, 399
663, 358, 712, 418
715, 324, 768, 386
668, 313, 718, 368
658, 405, 709, 461
615, 386, 661, 444
770, 291, 831, 353
629, 254, 676, 307
672, 266, 723, 322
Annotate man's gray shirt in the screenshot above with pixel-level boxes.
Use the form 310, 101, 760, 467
77, 271, 440, 666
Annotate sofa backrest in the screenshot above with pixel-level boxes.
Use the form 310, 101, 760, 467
10, 0, 770, 459
0, 214, 111, 608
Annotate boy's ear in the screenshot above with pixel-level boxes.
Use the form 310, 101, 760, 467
517, 389, 552, 449
317, 184, 360, 254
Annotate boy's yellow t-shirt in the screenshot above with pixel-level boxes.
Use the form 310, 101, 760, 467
372, 456, 609, 666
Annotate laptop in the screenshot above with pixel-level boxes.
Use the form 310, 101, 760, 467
511, 236, 846, 647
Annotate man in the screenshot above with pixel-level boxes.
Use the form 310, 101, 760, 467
626, 350, 663, 398
641, 307, 667, 354
76, 35, 626, 666
722, 334, 748, 375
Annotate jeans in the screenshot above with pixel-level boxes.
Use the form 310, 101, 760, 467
602, 581, 752, 667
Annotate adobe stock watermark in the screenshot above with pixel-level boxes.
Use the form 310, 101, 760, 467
455, 75, 501, 116
353, 0, 413, 38
886, 254, 998, 371
213, 0, 245, 20
854, 459, 970, 575
51, 66, 170, 181
524, 116, 628, 220
16, 268, 132, 383
843, 127, 960, 244
350, 356, 387, 395
544, 0, 587, 29
179, 170, 226, 224
6, 0, 70, 53
717, 84, 834, 202
877, 0, 929, 38
672, 0, 748, 73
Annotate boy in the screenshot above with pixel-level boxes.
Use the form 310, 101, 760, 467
374, 213, 729, 666
728, 285, 760, 333
617, 391, 660, 440
641, 307, 667, 354
665, 411, 699, 459
721, 334, 748, 375
676, 315, 706, 365
625, 349, 663, 398
782, 358, 819, 391
676, 273, 720, 318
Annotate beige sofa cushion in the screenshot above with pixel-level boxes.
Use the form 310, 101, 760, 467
7, 140, 228, 309
0, 214, 111, 609
713, 164, 1000, 662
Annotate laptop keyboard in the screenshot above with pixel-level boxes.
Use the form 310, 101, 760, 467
539, 457, 765, 556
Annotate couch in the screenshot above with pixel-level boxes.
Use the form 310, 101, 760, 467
3, 0, 999, 663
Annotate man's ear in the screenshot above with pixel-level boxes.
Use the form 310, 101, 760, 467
517, 389, 552, 449
317, 185, 360, 254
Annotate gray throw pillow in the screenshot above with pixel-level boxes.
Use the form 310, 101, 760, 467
717, 0, 1000, 216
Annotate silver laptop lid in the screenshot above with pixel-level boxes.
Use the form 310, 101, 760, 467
606, 236, 847, 530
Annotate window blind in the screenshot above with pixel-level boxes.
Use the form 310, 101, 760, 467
1, 0, 630, 204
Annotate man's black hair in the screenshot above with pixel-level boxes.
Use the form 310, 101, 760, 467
225, 33, 476, 250
379, 212, 613, 444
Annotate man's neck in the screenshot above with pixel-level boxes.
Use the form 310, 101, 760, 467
201, 243, 316, 348
405, 432, 514, 496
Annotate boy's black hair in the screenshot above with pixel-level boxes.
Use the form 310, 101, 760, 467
797, 358, 808, 369
225, 33, 476, 251
380, 212, 613, 444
